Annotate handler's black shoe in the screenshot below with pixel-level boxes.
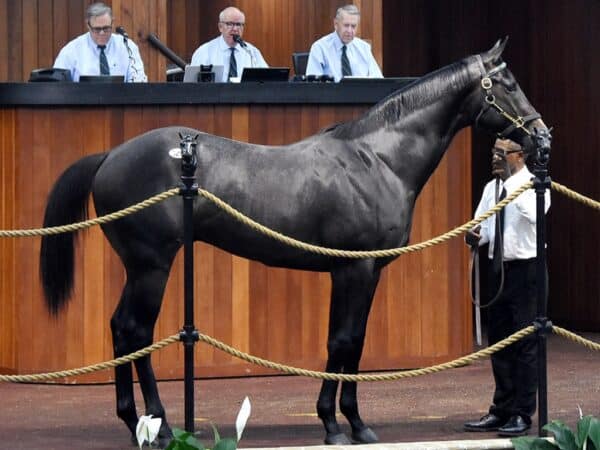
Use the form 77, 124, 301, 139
497, 415, 530, 436
464, 413, 505, 432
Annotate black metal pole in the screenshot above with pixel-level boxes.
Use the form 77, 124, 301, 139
179, 134, 199, 433
531, 128, 552, 436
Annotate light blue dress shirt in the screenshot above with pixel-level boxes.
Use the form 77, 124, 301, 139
190, 36, 268, 82
306, 31, 383, 82
54, 33, 147, 82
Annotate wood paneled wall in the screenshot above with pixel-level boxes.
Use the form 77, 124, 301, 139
1, 105, 471, 381
383, 0, 600, 331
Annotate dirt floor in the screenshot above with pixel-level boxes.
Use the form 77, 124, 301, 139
1, 332, 598, 450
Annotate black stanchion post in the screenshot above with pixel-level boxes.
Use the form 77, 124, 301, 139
179, 133, 200, 433
531, 127, 552, 436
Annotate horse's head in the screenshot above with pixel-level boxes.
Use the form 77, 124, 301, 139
470, 38, 549, 151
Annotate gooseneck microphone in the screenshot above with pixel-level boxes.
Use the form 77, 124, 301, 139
233, 34, 255, 67
115, 26, 129, 41
233, 34, 247, 48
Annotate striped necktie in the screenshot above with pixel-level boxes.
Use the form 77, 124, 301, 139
98, 45, 110, 75
341, 45, 352, 77
228, 47, 237, 79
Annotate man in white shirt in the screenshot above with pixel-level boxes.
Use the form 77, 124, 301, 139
53, 2, 146, 82
190, 6, 268, 82
306, 4, 383, 82
464, 139, 550, 437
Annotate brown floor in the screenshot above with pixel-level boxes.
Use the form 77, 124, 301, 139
1, 332, 598, 450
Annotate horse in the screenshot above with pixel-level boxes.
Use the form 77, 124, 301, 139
40, 38, 548, 447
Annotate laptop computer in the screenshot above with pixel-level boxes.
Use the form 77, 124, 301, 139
241, 67, 290, 82
183, 65, 224, 82
79, 75, 124, 83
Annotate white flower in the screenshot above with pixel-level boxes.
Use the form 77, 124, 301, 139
235, 397, 251, 442
135, 414, 162, 448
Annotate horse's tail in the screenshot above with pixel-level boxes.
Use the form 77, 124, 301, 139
40, 152, 108, 315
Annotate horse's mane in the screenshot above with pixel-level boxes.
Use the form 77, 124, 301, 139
328, 58, 475, 139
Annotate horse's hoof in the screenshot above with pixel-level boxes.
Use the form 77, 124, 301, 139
324, 432, 352, 445
352, 427, 379, 444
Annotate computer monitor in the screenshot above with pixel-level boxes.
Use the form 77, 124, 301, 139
241, 67, 290, 82
183, 65, 224, 82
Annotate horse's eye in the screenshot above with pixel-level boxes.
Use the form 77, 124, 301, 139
505, 82, 517, 92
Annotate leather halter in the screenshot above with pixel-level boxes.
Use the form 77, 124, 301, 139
474, 55, 540, 138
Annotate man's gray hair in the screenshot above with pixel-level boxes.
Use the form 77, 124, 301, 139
335, 4, 360, 20
86, 2, 113, 21
219, 6, 244, 22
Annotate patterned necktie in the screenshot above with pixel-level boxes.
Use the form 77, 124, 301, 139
228, 47, 237, 79
492, 187, 507, 274
98, 45, 110, 75
341, 45, 352, 77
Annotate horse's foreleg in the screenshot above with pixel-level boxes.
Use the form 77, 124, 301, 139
337, 263, 380, 444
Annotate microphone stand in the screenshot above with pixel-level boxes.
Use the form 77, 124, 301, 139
117, 27, 146, 82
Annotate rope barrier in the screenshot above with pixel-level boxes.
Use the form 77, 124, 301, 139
0, 188, 179, 238
0, 334, 180, 383
551, 181, 600, 210
2, 325, 598, 384
196, 182, 532, 259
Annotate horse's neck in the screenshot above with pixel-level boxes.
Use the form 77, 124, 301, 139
363, 59, 478, 192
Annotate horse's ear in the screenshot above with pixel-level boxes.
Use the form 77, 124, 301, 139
487, 36, 508, 62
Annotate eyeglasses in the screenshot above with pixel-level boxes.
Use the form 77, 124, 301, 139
88, 23, 113, 34
221, 21, 245, 28
492, 147, 522, 157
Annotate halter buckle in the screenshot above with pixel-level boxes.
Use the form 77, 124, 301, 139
481, 77, 493, 90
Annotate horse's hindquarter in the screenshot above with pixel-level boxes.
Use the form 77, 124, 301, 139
195, 135, 412, 270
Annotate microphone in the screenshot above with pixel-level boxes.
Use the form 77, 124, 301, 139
233, 34, 247, 48
116, 26, 128, 41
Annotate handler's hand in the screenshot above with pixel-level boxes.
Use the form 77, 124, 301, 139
465, 225, 481, 247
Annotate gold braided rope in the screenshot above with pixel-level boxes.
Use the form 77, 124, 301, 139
195, 326, 535, 381
0, 188, 180, 238
551, 181, 600, 210
197, 181, 533, 259
552, 326, 600, 351
0, 334, 180, 383
2, 326, 599, 384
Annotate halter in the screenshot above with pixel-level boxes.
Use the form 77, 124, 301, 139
474, 55, 540, 138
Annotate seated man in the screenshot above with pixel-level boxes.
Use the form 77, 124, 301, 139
306, 4, 383, 82
190, 6, 268, 82
53, 2, 147, 82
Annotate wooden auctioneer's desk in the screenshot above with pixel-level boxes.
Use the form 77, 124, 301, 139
0, 80, 472, 382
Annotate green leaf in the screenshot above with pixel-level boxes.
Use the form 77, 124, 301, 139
211, 423, 221, 445
213, 437, 238, 450
587, 416, 600, 450
545, 420, 578, 450
577, 416, 594, 448
512, 436, 558, 450
183, 433, 205, 450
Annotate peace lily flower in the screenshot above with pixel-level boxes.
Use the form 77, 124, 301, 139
235, 397, 251, 442
136, 414, 162, 448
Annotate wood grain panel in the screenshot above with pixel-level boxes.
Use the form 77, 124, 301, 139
1, 104, 472, 381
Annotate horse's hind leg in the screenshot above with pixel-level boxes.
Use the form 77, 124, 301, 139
111, 263, 176, 448
317, 261, 381, 445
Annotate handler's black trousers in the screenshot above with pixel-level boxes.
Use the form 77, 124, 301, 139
487, 258, 546, 424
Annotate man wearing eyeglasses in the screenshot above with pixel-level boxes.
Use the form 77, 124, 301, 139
463, 138, 550, 437
53, 2, 147, 82
306, 4, 382, 82
190, 6, 268, 82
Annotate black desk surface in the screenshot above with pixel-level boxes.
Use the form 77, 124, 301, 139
0, 79, 416, 106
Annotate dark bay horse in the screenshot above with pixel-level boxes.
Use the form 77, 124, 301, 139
40, 39, 547, 446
